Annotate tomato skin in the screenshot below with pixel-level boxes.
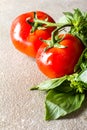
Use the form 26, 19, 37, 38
36, 34, 84, 78
10, 11, 55, 57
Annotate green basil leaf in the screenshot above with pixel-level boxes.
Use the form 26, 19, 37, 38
55, 80, 73, 93
78, 69, 87, 84
74, 48, 87, 72
45, 90, 85, 120
63, 12, 73, 24
31, 76, 67, 91
64, 9, 87, 47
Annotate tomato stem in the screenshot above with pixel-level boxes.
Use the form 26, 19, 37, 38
34, 18, 72, 28
43, 23, 73, 51
34, 19, 61, 27
51, 24, 72, 43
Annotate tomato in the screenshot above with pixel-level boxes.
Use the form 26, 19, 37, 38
10, 11, 55, 57
36, 34, 84, 78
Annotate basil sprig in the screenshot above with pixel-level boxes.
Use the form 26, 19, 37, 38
31, 67, 87, 120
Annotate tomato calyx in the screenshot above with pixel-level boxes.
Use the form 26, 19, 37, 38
41, 24, 72, 51
26, 12, 49, 33
43, 34, 66, 51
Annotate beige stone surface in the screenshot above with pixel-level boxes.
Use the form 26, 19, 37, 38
0, 0, 87, 129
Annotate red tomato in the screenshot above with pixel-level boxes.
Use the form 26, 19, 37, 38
10, 11, 55, 57
36, 34, 84, 78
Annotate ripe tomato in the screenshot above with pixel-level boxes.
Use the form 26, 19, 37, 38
36, 34, 84, 78
10, 11, 55, 57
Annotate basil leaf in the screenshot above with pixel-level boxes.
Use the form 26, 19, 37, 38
45, 90, 85, 120
55, 80, 73, 93
31, 76, 67, 91
78, 69, 87, 84
74, 48, 87, 72
63, 12, 73, 24
64, 9, 87, 47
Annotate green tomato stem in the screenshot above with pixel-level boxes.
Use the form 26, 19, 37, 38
34, 17, 72, 28
43, 23, 72, 51
34, 18, 62, 27
51, 24, 72, 43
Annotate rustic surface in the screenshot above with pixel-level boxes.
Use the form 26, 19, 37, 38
0, 0, 87, 129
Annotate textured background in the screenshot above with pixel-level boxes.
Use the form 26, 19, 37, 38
0, 0, 87, 130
